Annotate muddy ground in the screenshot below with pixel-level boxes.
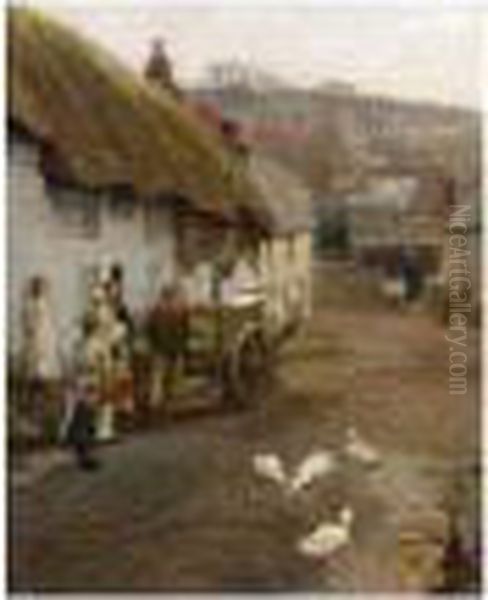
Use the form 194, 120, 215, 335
9, 262, 481, 593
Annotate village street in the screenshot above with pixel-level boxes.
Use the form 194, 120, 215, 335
9, 263, 480, 593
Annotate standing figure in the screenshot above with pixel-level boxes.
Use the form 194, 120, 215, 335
105, 263, 133, 337
104, 264, 135, 423
109, 318, 134, 424
65, 377, 100, 470
146, 285, 189, 410
399, 247, 424, 304
82, 281, 118, 441
21, 276, 60, 425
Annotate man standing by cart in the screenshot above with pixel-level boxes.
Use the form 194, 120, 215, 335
146, 285, 189, 411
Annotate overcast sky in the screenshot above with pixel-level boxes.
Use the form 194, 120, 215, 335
16, 1, 483, 108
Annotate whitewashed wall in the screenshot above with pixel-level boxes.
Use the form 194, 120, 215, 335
260, 231, 312, 335
8, 137, 176, 364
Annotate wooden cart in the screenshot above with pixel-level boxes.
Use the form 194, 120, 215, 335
185, 293, 271, 410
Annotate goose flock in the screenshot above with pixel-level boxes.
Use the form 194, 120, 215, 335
252, 426, 381, 559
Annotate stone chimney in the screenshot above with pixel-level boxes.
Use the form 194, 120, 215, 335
144, 37, 181, 99
220, 118, 250, 161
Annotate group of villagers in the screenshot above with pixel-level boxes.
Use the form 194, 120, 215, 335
21, 264, 189, 470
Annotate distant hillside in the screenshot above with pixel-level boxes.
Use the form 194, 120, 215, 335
188, 78, 480, 198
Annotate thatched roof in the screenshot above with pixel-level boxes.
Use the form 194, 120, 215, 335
247, 155, 312, 234
8, 8, 257, 221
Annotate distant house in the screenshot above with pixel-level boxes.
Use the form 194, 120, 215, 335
312, 192, 350, 256
7, 9, 258, 365
346, 175, 448, 279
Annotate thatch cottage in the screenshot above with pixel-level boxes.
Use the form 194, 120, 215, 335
8, 9, 260, 367
248, 155, 313, 334
189, 101, 313, 336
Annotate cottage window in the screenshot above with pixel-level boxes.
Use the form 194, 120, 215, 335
144, 201, 168, 241
178, 223, 215, 267
110, 185, 134, 220
48, 184, 101, 239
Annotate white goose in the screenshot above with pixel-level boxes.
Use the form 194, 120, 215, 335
298, 507, 354, 558
345, 426, 381, 467
253, 450, 336, 495
289, 450, 336, 494
253, 453, 288, 488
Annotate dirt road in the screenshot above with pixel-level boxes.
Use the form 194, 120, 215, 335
9, 264, 480, 593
